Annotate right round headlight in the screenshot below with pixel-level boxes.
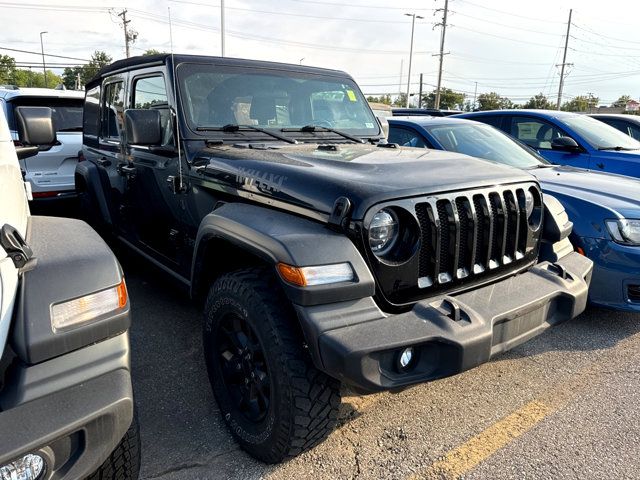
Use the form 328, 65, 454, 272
369, 208, 399, 256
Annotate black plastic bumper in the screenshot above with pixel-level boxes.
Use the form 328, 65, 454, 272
296, 252, 593, 392
0, 333, 133, 479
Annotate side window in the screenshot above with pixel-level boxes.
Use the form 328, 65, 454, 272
509, 116, 566, 150
100, 81, 125, 140
388, 125, 429, 148
132, 75, 173, 145
628, 124, 640, 141
83, 85, 101, 147
475, 115, 502, 129
602, 119, 631, 137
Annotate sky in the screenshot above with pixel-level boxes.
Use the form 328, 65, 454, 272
1, 0, 639, 106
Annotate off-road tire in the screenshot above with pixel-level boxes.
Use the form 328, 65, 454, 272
203, 267, 341, 463
87, 413, 141, 479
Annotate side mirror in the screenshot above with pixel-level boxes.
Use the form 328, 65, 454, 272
125, 109, 163, 146
14, 106, 56, 160
551, 136, 581, 153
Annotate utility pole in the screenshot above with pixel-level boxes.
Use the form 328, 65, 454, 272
398, 59, 404, 104
221, 0, 226, 56
404, 13, 424, 108
433, 0, 450, 109
473, 81, 478, 110
39, 31, 47, 88
418, 73, 424, 108
556, 9, 573, 110
118, 9, 137, 58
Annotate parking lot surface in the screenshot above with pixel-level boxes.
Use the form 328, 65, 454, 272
124, 255, 640, 479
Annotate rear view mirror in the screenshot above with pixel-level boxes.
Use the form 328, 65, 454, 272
551, 136, 581, 153
125, 109, 163, 146
15, 106, 56, 146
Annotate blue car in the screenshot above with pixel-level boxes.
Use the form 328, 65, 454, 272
453, 109, 640, 179
388, 116, 640, 312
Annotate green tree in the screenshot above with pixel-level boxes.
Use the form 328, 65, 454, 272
11, 69, 62, 88
523, 92, 554, 110
561, 93, 599, 112
612, 95, 632, 107
392, 93, 408, 107
142, 49, 166, 56
0, 54, 16, 84
61, 50, 113, 90
421, 88, 465, 110
477, 92, 514, 111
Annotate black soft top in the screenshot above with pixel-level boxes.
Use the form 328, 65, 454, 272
87, 54, 350, 87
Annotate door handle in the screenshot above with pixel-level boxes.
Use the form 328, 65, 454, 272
97, 157, 112, 167
596, 162, 604, 169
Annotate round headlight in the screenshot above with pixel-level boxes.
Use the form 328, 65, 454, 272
524, 189, 534, 219
369, 209, 399, 255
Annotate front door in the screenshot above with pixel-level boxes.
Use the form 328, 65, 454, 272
507, 115, 590, 168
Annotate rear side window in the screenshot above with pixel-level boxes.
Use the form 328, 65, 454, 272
388, 125, 429, 148
7, 96, 83, 133
132, 75, 173, 145
101, 81, 125, 140
508, 116, 566, 150
83, 85, 101, 147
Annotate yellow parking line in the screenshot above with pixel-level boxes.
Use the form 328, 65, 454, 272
413, 400, 552, 479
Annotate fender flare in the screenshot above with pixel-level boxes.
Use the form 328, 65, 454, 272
75, 160, 114, 226
190, 203, 375, 306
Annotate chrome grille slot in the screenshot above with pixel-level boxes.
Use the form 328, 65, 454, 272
503, 190, 519, 263
516, 189, 528, 255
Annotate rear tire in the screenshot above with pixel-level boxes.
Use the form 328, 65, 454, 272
203, 267, 341, 463
87, 413, 141, 479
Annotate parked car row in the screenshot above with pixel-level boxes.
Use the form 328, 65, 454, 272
2, 53, 637, 476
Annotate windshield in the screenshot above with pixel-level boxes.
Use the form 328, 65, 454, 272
177, 63, 380, 138
9, 97, 83, 132
425, 122, 547, 169
562, 114, 640, 150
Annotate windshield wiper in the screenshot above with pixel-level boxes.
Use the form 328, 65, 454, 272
597, 146, 639, 151
282, 125, 365, 144
196, 124, 297, 144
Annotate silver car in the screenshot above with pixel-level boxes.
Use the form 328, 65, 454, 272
0, 87, 84, 200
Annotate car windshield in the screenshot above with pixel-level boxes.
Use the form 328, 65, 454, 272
425, 122, 547, 169
10, 97, 83, 132
561, 114, 640, 150
177, 63, 380, 138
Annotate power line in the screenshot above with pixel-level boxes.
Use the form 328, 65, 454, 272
285, 0, 436, 11
451, 11, 564, 37
0, 46, 90, 62
455, 0, 565, 24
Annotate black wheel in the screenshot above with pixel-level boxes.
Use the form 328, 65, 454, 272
87, 412, 141, 479
203, 267, 341, 463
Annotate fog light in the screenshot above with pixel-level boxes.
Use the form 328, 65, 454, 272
0, 453, 45, 480
399, 347, 414, 370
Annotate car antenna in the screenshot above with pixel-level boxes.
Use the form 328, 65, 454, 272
168, 6, 184, 193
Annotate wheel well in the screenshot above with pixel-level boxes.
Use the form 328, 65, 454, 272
191, 237, 272, 304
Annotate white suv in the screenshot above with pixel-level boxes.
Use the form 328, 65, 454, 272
0, 87, 84, 203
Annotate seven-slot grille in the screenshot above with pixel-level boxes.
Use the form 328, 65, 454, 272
415, 186, 532, 288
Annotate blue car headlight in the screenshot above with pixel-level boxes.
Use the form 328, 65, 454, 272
606, 219, 640, 245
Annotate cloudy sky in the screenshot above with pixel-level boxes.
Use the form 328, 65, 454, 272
2, 0, 639, 105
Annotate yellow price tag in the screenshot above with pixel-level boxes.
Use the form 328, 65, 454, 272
346, 90, 357, 102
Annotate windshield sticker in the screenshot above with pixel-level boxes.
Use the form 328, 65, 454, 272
346, 90, 357, 102
365, 122, 374, 128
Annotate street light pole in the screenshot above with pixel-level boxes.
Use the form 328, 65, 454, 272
404, 13, 424, 108
39, 31, 48, 88
221, 0, 226, 56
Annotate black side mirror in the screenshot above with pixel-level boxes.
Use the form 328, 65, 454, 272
551, 136, 581, 153
14, 106, 56, 160
125, 109, 163, 146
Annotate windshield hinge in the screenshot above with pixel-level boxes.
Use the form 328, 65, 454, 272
328, 196, 352, 232
1, 224, 37, 272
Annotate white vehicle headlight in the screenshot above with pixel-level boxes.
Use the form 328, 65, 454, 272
369, 208, 399, 256
605, 219, 640, 245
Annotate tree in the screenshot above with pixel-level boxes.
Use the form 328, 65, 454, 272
612, 95, 632, 108
392, 93, 408, 107
0, 54, 16, 84
421, 88, 465, 110
561, 93, 599, 112
62, 50, 113, 90
11, 69, 62, 88
477, 92, 514, 111
142, 49, 166, 56
523, 92, 554, 110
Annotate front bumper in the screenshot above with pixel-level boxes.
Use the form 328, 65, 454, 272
0, 333, 133, 479
582, 237, 640, 312
296, 251, 592, 392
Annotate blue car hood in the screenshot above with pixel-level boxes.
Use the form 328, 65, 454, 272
534, 165, 640, 219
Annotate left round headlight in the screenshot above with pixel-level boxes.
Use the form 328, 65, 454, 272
369, 208, 399, 256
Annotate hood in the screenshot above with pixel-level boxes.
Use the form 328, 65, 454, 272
189, 142, 536, 219
534, 165, 640, 220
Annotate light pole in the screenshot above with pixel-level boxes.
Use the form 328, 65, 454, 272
404, 13, 423, 108
220, 0, 225, 56
39, 31, 48, 88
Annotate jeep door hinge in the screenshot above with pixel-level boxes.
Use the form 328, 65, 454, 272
328, 196, 352, 232
0, 224, 37, 272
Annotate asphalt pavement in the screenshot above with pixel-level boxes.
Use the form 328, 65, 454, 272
123, 255, 640, 480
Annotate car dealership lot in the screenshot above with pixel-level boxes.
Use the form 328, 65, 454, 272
123, 254, 640, 480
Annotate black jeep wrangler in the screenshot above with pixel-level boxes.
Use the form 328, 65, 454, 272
76, 54, 592, 463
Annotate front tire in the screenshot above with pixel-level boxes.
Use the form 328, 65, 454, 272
203, 267, 341, 463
